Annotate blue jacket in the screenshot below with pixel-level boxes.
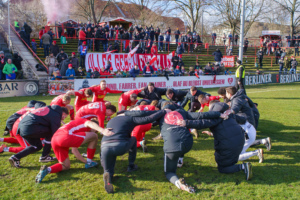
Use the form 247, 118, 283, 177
212, 50, 223, 62
143, 66, 154, 74
165, 34, 170, 42
159, 35, 164, 42
79, 45, 88, 56
129, 68, 140, 77
66, 68, 75, 79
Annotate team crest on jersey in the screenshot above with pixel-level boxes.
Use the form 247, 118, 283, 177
164, 111, 184, 125
31, 107, 50, 116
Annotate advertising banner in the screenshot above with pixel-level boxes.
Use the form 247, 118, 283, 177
74, 75, 236, 91
85, 53, 172, 72
245, 73, 300, 85
48, 80, 74, 95
221, 56, 235, 67
0, 80, 39, 98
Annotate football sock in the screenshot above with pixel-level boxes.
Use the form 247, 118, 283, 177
87, 148, 96, 160
49, 163, 63, 173
3, 137, 19, 144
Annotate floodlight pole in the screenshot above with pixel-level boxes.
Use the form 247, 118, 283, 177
8, 0, 11, 51
201, 9, 204, 40
238, 0, 245, 62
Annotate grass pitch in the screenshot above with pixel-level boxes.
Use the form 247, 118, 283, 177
0, 83, 300, 199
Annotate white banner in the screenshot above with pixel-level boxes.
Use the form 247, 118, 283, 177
74, 75, 236, 91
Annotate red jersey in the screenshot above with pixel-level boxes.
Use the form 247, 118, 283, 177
75, 102, 106, 128
118, 89, 142, 107
133, 105, 156, 111
90, 86, 123, 102
16, 106, 29, 115
50, 94, 67, 107
201, 96, 220, 108
12, 111, 31, 137
55, 118, 91, 136
74, 89, 89, 108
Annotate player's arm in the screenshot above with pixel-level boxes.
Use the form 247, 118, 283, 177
132, 110, 166, 125
84, 120, 114, 136
186, 111, 222, 120
71, 147, 87, 163
178, 118, 222, 129
106, 88, 123, 94
198, 107, 204, 112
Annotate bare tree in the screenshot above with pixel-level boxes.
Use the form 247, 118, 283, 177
170, 0, 207, 32
72, 0, 111, 24
274, 0, 300, 36
211, 0, 266, 36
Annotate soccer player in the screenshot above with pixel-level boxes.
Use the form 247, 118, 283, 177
50, 94, 75, 120
118, 88, 144, 111
165, 88, 188, 105
9, 106, 69, 168
0, 102, 46, 154
181, 86, 211, 112
89, 80, 123, 103
198, 94, 220, 112
100, 110, 166, 193
35, 118, 114, 183
75, 102, 117, 128
137, 82, 167, 103
67, 89, 93, 112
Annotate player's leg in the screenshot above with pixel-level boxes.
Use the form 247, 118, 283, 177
118, 96, 126, 111
250, 137, 271, 151
81, 132, 98, 168
0, 136, 19, 144
164, 152, 195, 193
131, 126, 143, 148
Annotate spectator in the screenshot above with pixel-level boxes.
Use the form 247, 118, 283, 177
19, 28, 27, 46
12, 52, 23, 79
0, 51, 7, 80
145, 38, 152, 53
151, 43, 157, 55
107, 43, 113, 52
234, 34, 239, 45
50, 41, 60, 57
56, 49, 68, 64
198, 68, 203, 75
275, 49, 281, 64
103, 31, 109, 52
279, 57, 284, 74
66, 64, 76, 79
189, 67, 195, 76
174, 66, 180, 76
281, 49, 287, 58
86, 27, 93, 50
76, 67, 86, 77
181, 66, 187, 75
290, 56, 298, 74
176, 43, 184, 58
57, 22, 63, 38
45, 53, 58, 75
165, 32, 170, 51
79, 41, 88, 68
212, 48, 223, 64
133, 30, 140, 47
295, 42, 299, 56
59, 57, 71, 76
212, 32, 217, 45
113, 41, 120, 53
3, 59, 18, 80
143, 62, 154, 77
94, 27, 102, 51
169, 68, 175, 76
109, 25, 114, 39
158, 33, 164, 52
125, 42, 133, 53
174, 28, 180, 45
226, 46, 233, 56
244, 38, 249, 53
23, 22, 32, 46
31, 39, 37, 54
171, 53, 179, 70
41, 31, 51, 57
286, 34, 291, 47
78, 28, 86, 46
284, 56, 290, 72
104, 60, 111, 72
204, 62, 212, 74
122, 69, 129, 77
157, 66, 164, 76
178, 58, 184, 69
129, 64, 140, 78
66, 21, 73, 37
194, 62, 201, 70
51, 68, 62, 80
47, 29, 55, 46
256, 48, 264, 69
116, 70, 123, 78
38, 27, 46, 48
86, 69, 92, 78
14, 20, 20, 31
222, 33, 226, 45
228, 33, 233, 45
70, 52, 79, 71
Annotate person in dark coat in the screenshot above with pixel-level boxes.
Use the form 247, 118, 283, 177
181, 86, 210, 112
225, 87, 255, 127
125, 102, 227, 193
59, 58, 71, 76
8, 105, 69, 168
23, 22, 32, 46
165, 88, 188, 105
19, 28, 28, 45
12, 52, 23, 79
171, 53, 179, 70
56, 49, 68, 64
137, 82, 166, 102
212, 49, 223, 63
256, 48, 264, 69
50, 41, 60, 57
183, 101, 253, 180
129, 64, 140, 78
142, 62, 154, 77
100, 110, 166, 193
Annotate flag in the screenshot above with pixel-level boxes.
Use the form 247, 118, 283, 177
149, 56, 157, 65
127, 44, 139, 61
105, 50, 117, 54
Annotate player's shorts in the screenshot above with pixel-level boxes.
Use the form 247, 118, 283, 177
51, 131, 86, 162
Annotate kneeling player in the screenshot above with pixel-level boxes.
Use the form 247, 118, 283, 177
50, 94, 74, 120
67, 89, 93, 112
118, 89, 143, 111
35, 118, 114, 183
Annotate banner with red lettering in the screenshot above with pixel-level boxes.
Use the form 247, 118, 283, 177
85, 53, 172, 72
48, 80, 74, 95
221, 56, 235, 67
74, 75, 236, 91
